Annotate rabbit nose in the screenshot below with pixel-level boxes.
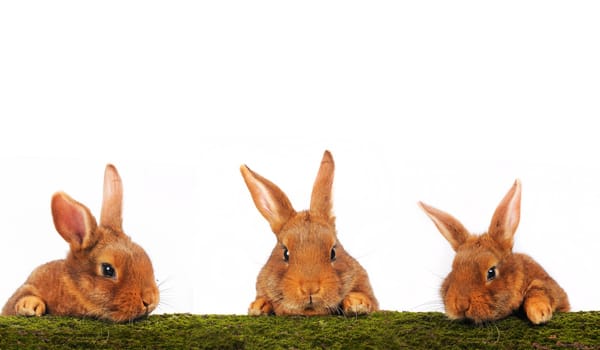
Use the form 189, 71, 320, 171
142, 298, 157, 313
142, 290, 159, 312
300, 282, 321, 298
455, 296, 470, 315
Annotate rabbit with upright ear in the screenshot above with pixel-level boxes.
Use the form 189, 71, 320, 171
2, 164, 159, 322
240, 150, 378, 316
419, 179, 570, 324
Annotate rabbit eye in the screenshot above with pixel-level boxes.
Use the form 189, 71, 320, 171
330, 247, 336, 261
487, 266, 496, 281
101, 263, 116, 278
283, 247, 290, 262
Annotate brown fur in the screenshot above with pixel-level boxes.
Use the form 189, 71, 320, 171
420, 179, 569, 324
2, 165, 159, 322
241, 150, 378, 316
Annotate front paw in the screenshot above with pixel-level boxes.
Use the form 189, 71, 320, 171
524, 297, 553, 324
15, 296, 46, 317
248, 297, 273, 316
342, 292, 374, 315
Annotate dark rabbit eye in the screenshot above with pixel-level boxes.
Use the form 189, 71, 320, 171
330, 247, 336, 261
487, 266, 496, 281
101, 263, 116, 278
283, 247, 290, 262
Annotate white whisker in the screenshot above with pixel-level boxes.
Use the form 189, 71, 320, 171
409, 300, 446, 312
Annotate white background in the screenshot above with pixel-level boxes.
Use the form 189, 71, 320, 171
1, 1, 598, 315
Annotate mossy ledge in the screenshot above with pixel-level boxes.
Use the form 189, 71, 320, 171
0, 311, 598, 349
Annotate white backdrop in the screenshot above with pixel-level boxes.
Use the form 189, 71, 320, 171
1, 1, 598, 315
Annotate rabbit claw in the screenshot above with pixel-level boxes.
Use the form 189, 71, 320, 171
524, 296, 553, 324
248, 297, 273, 316
342, 292, 373, 315
15, 296, 46, 316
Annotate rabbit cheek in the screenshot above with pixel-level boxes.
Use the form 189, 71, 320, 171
128, 256, 160, 317
108, 293, 147, 322
442, 272, 518, 323
109, 273, 158, 321
103, 280, 154, 322
441, 272, 495, 323
440, 276, 468, 321
442, 284, 494, 323
86, 262, 129, 321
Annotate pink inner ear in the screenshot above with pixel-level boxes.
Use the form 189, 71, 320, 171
53, 195, 87, 246
64, 206, 86, 245
507, 205, 519, 233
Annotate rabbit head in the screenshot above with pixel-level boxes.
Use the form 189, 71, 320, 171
241, 151, 378, 316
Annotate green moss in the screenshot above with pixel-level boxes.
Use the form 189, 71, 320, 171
0, 312, 598, 349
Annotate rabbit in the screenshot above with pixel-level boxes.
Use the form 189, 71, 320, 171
240, 150, 379, 316
419, 179, 570, 324
1, 164, 159, 322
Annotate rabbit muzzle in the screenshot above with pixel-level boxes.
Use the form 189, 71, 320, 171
142, 286, 159, 314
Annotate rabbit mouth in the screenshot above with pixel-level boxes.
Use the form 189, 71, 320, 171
276, 299, 336, 316
302, 298, 319, 312
299, 305, 329, 316
301, 298, 341, 315
282, 299, 329, 315
304, 294, 328, 310
446, 301, 506, 324
102, 304, 153, 323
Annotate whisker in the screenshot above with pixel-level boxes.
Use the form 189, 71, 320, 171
482, 321, 501, 343
157, 277, 172, 289
409, 300, 446, 312
335, 305, 347, 318
152, 274, 177, 314
155, 298, 177, 314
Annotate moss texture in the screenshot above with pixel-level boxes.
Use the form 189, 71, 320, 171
0, 311, 598, 349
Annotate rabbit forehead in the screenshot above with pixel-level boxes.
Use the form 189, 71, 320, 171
279, 214, 337, 248
453, 235, 503, 272
95, 241, 148, 264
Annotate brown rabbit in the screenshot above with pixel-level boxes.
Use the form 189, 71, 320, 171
2, 164, 159, 322
419, 179, 569, 324
240, 150, 378, 316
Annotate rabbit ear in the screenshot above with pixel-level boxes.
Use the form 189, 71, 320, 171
488, 179, 521, 251
240, 165, 296, 234
419, 201, 469, 251
100, 164, 123, 231
52, 192, 98, 251
310, 150, 334, 218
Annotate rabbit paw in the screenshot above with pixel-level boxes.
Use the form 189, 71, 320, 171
15, 296, 46, 317
248, 297, 273, 316
342, 292, 374, 315
524, 297, 553, 324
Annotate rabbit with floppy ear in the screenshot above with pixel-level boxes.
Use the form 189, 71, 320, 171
2, 164, 159, 322
240, 150, 379, 316
419, 179, 569, 324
